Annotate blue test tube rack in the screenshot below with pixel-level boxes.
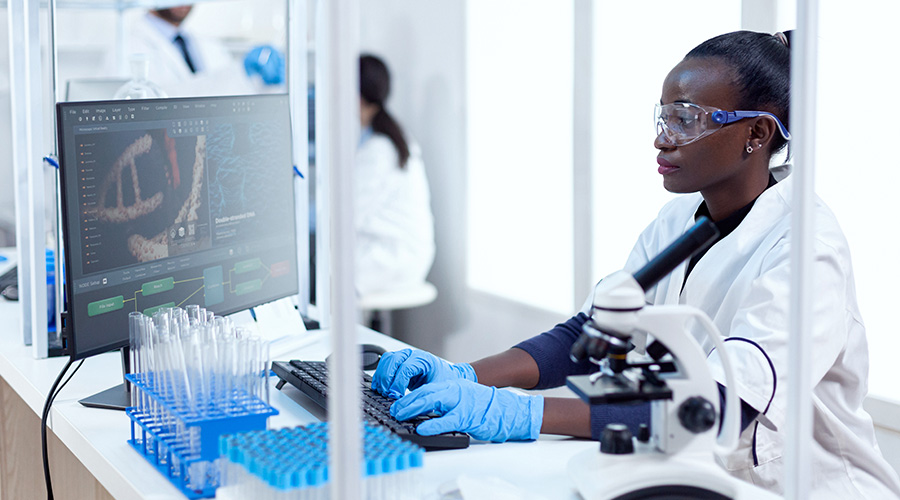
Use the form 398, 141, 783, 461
124, 372, 278, 499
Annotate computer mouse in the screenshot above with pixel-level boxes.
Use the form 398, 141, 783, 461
360, 343, 386, 370
326, 343, 386, 371
1, 285, 18, 301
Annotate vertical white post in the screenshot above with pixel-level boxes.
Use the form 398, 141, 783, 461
572, 0, 593, 306
325, 1, 361, 499
786, 1, 819, 498
26, 0, 48, 359
314, 0, 331, 328
49, 0, 64, 354
8, 0, 33, 346
289, 0, 311, 317
9, 0, 48, 357
49, 0, 59, 105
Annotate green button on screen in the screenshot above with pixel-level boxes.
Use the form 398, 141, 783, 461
88, 296, 124, 317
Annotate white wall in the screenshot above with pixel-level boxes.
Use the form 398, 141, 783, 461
466, 1, 574, 315
591, 1, 741, 281
358, 1, 473, 355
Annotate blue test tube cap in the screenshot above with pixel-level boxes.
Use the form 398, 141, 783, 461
365, 457, 381, 477
249, 456, 263, 477
410, 448, 425, 468
289, 468, 304, 489
381, 455, 396, 475
306, 466, 323, 487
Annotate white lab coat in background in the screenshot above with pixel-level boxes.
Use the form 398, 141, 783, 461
596, 165, 900, 498
354, 132, 435, 296
118, 13, 255, 97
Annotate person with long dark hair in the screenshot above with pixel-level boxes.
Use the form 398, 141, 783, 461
369, 31, 900, 498
355, 54, 435, 295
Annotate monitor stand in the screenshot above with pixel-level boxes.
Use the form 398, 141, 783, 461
79, 383, 130, 410
78, 347, 131, 411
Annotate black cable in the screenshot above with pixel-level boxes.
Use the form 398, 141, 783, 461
42, 358, 84, 500
53, 359, 84, 401
41, 357, 74, 500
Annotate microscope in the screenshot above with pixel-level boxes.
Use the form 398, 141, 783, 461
566, 218, 780, 500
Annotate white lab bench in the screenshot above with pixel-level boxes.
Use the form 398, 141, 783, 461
0, 251, 594, 499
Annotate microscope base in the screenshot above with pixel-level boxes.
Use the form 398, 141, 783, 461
567, 447, 781, 500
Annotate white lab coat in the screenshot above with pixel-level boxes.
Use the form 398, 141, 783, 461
354, 133, 435, 296
585, 166, 900, 498
116, 13, 256, 97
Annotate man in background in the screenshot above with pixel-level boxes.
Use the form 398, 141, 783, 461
120, 5, 284, 97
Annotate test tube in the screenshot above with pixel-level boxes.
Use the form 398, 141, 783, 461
261, 339, 271, 406
128, 312, 143, 409
186, 304, 201, 325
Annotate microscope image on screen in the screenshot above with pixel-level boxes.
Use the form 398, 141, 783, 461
206, 121, 294, 245
82, 129, 211, 274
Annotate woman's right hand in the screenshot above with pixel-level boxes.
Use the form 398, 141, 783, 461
371, 349, 477, 399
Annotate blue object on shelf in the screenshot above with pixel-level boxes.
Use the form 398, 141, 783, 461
124, 373, 278, 499
46, 249, 55, 329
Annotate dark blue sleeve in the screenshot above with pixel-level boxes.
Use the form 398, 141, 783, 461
590, 403, 650, 440
514, 312, 594, 389
514, 313, 651, 440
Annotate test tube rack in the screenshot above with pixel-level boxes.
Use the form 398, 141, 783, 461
216, 423, 425, 500
125, 372, 279, 499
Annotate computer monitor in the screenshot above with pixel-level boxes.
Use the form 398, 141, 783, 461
57, 95, 299, 369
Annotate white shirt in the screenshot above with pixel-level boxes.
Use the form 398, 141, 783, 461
591, 168, 900, 498
116, 12, 256, 97
354, 132, 435, 296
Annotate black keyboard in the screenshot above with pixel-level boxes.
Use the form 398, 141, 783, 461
272, 360, 470, 450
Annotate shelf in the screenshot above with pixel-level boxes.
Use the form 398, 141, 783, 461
1, 0, 233, 10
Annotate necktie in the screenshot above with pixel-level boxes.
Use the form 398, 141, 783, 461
173, 34, 196, 74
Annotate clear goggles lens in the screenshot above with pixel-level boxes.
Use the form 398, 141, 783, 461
655, 102, 791, 147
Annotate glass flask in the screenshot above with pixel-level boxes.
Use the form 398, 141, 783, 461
113, 54, 168, 100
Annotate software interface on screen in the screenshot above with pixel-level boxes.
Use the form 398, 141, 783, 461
57, 95, 299, 359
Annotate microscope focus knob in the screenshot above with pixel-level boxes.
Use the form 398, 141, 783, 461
678, 396, 717, 434
599, 424, 634, 455
637, 423, 651, 443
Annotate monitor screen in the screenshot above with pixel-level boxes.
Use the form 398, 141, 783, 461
57, 94, 299, 360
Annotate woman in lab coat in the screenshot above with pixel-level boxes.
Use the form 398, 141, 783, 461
371, 31, 900, 498
354, 55, 435, 295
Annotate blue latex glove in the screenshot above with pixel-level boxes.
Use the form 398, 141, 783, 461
243, 45, 285, 85
371, 349, 477, 399
391, 379, 543, 442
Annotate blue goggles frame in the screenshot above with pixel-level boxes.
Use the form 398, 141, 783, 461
710, 109, 792, 142
655, 102, 792, 147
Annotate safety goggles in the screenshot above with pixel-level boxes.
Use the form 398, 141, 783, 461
655, 102, 792, 147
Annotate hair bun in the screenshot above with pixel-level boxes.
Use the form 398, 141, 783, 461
774, 31, 791, 48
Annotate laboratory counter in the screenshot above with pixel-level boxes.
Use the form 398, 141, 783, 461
0, 261, 593, 499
